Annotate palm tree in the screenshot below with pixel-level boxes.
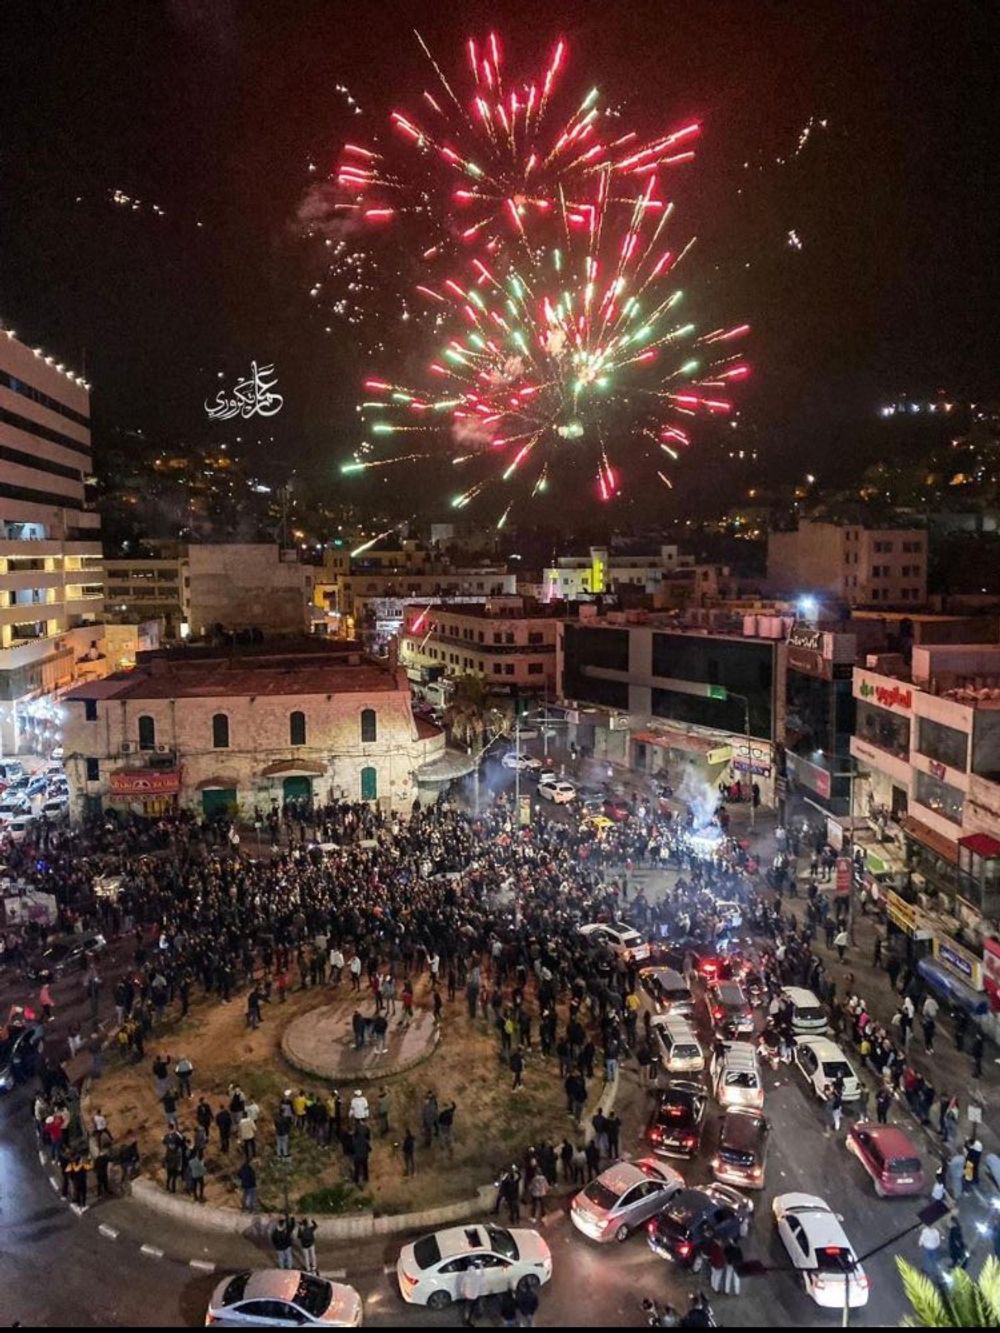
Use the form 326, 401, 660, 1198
444, 674, 507, 749
897, 1256, 1000, 1327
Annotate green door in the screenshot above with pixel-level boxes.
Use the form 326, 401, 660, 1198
282, 775, 312, 805
360, 766, 378, 801
201, 787, 236, 818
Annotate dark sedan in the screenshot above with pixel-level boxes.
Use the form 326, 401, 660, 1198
26, 931, 106, 980
647, 1080, 707, 1159
647, 1185, 753, 1269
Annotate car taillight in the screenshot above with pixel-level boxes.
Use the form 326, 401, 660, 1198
677, 1241, 692, 1257
649, 1128, 662, 1141
647, 1220, 657, 1234
713, 1006, 723, 1019
400, 1272, 419, 1290
682, 1134, 697, 1146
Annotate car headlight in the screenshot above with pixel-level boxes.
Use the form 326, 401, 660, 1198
0, 1072, 14, 1092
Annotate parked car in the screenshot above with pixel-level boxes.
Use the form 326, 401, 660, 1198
772, 1193, 869, 1310
794, 1037, 861, 1103
26, 931, 107, 980
25, 775, 47, 798
51, 746, 64, 761
396, 1224, 551, 1310
0, 797, 30, 822
706, 981, 755, 1038
846, 1123, 925, 1197
581, 813, 615, 834
570, 1157, 683, 1244
603, 796, 633, 822
41, 796, 69, 821
5, 817, 35, 843
538, 778, 576, 803
647, 1081, 707, 1159
578, 922, 651, 963
651, 1016, 705, 1075
710, 1041, 765, 1110
711, 1107, 770, 1190
647, 1185, 753, 1269
204, 1269, 363, 1326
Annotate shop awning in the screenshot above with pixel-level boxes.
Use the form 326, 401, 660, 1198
195, 776, 240, 791
902, 815, 959, 864
917, 957, 988, 1016
415, 749, 480, 784
109, 768, 180, 797
631, 730, 718, 755
960, 832, 1000, 858
260, 759, 326, 777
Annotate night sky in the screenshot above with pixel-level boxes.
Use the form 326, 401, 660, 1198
1, 0, 997, 511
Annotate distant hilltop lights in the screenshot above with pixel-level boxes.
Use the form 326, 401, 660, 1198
878, 398, 961, 418
0, 322, 91, 389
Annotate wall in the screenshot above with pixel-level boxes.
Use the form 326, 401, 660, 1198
187, 545, 311, 636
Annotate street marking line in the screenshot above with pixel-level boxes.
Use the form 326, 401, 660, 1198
189, 1259, 216, 1273
48, 1177, 59, 1193
327, 1269, 346, 1279
38, 1150, 46, 1166
69, 1203, 88, 1217
141, 1244, 165, 1259
99, 1224, 119, 1240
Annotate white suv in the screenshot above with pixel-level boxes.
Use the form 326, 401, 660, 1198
538, 778, 576, 803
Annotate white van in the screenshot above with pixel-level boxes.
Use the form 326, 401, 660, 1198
651, 1015, 705, 1074
782, 987, 829, 1035
711, 1041, 765, 1110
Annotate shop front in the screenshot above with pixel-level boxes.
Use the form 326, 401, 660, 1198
884, 889, 933, 967
108, 766, 181, 817
902, 815, 959, 908
259, 759, 327, 812
917, 932, 989, 1022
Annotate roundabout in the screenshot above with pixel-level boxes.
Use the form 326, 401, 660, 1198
281, 1005, 438, 1083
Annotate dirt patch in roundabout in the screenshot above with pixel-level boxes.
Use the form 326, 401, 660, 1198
94, 975, 590, 1216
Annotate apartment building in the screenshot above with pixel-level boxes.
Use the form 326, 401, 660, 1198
0, 327, 106, 751
768, 520, 927, 607
104, 550, 190, 637
541, 545, 691, 601
399, 598, 561, 695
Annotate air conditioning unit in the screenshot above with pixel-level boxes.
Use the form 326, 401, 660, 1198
156, 744, 169, 753
121, 741, 132, 754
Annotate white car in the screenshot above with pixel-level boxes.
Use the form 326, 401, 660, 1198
782, 987, 828, 1034
571, 1157, 684, 1243
5, 818, 35, 844
397, 1223, 551, 1311
501, 752, 542, 771
51, 747, 64, 761
205, 1269, 363, 1326
578, 922, 651, 963
793, 1036, 861, 1102
538, 778, 576, 803
0, 798, 29, 822
773, 1193, 869, 1310
41, 796, 69, 820
714, 900, 743, 930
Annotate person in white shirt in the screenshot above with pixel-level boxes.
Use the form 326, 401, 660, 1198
350, 1090, 369, 1125
918, 1224, 942, 1278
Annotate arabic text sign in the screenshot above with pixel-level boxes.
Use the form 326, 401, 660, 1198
206, 360, 283, 421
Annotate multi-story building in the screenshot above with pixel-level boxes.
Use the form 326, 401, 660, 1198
319, 564, 515, 628
104, 547, 190, 637
541, 545, 691, 601
560, 612, 788, 806
0, 327, 106, 752
399, 598, 561, 696
63, 641, 444, 819
768, 520, 928, 608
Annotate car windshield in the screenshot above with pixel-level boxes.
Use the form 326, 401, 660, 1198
889, 1156, 922, 1174
583, 1179, 621, 1210
293, 1275, 332, 1317
724, 1071, 756, 1087
821, 1060, 853, 1080
797, 1006, 825, 1021
815, 1246, 857, 1273
485, 1225, 517, 1260
413, 1235, 442, 1269
221, 1274, 249, 1306
619, 932, 641, 947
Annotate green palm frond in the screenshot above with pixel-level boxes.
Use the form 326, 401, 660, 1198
898, 1256, 1000, 1328
898, 1258, 950, 1327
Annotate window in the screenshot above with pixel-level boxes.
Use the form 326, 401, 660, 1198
360, 708, 377, 743
504, 664, 514, 675
361, 765, 378, 801
290, 711, 306, 746
212, 713, 230, 748
137, 715, 156, 751
856, 701, 910, 760
527, 662, 544, 674
85, 758, 99, 781
84, 699, 98, 722
915, 770, 964, 824
917, 716, 968, 771
493, 664, 502, 674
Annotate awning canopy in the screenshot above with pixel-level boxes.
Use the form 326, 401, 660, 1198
902, 815, 959, 864
416, 749, 480, 784
195, 776, 240, 792
960, 831, 1000, 858
917, 957, 988, 1016
260, 759, 326, 777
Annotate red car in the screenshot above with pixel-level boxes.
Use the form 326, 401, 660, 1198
603, 797, 632, 823
846, 1123, 925, 1197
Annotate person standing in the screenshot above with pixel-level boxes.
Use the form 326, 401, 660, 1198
237, 1159, 257, 1211
238, 1111, 256, 1162
972, 1031, 985, 1079
515, 1280, 539, 1328
461, 1259, 486, 1327
275, 1107, 292, 1159
834, 928, 848, 963
918, 1223, 942, 1281
438, 1100, 456, 1156
510, 1047, 525, 1092
403, 1127, 416, 1176
528, 1168, 549, 1221
175, 1055, 194, 1099
421, 1091, 438, 1148
188, 1151, 206, 1202
376, 1088, 390, 1138
215, 1104, 232, 1154
723, 1239, 743, 1295
272, 1214, 295, 1269
876, 1084, 892, 1125
298, 1217, 318, 1275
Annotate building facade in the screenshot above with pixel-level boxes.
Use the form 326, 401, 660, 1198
768, 520, 928, 607
0, 328, 106, 752
187, 544, 312, 638
541, 545, 691, 601
63, 644, 444, 819
399, 598, 561, 695
560, 614, 787, 806
104, 554, 190, 636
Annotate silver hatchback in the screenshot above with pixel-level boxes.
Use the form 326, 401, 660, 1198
570, 1157, 684, 1244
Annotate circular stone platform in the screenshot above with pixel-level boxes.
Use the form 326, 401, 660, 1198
281, 1004, 439, 1083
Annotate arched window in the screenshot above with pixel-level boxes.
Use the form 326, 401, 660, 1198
360, 708, 377, 743
137, 714, 155, 751
290, 710, 306, 746
212, 713, 229, 748
361, 765, 378, 801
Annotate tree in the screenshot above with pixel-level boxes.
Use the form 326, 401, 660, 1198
897, 1256, 1000, 1327
444, 674, 506, 749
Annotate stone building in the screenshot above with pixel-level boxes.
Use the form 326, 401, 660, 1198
63, 642, 443, 819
